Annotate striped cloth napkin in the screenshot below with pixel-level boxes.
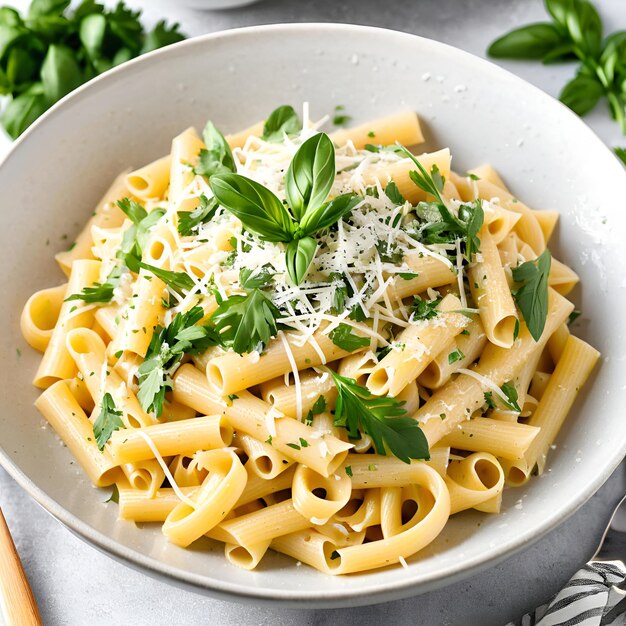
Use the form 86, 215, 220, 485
510, 561, 626, 626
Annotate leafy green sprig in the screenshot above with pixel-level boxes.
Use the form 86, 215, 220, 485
511, 249, 552, 341
94, 392, 124, 450
210, 131, 360, 286
116, 197, 165, 272
0, 0, 185, 138
488, 0, 626, 136
262, 105, 301, 142
397, 144, 484, 259
65, 265, 123, 304
326, 368, 429, 463
137, 306, 218, 417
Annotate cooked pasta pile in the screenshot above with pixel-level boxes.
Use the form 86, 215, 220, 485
21, 105, 599, 574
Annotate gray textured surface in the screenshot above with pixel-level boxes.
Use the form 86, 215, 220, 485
1, 0, 625, 624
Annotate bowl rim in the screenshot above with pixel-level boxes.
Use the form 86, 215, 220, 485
1, 21, 625, 608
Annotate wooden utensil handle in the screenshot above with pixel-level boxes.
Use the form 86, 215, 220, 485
0, 509, 42, 626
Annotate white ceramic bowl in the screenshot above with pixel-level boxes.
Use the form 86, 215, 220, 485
1, 24, 625, 608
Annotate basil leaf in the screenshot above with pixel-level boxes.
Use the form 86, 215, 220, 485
299, 192, 360, 235
194, 120, 236, 179
615, 147, 626, 166
262, 104, 301, 142
41, 44, 83, 103
544, 0, 570, 27
2, 83, 48, 138
285, 133, 335, 221
560, 73, 605, 116
79, 13, 106, 59
285, 236, 317, 286
565, 0, 602, 57
512, 249, 552, 341
28, 0, 70, 18
488, 23, 564, 59
329, 323, 369, 352
6, 46, 38, 87
541, 42, 578, 64
210, 172, 295, 242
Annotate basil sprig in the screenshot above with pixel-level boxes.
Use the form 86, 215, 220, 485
210, 132, 360, 286
488, 0, 626, 135
0, 1, 185, 138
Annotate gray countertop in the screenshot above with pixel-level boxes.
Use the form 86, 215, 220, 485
1, 0, 625, 624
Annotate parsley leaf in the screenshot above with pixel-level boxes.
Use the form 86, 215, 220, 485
385, 181, 406, 205
177, 193, 219, 236
137, 306, 217, 416
326, 368, 429, 463
211, 289, 281, 355
376, 240, 404, 264
93, 392, 124, 450
397, 145, 484, 258
305, 394, 327, 425
411, 296, 441, 321
239, 266, 274, 290
511, 249, 552, 341
329, 324, 369, 352
65, 265, 122, 304
116, 198, 165, 269
448, 349, 464, 364
262, 105, 301, 142
484, 391, 497, 409
332, 105, 352, 127
193, 120, 237, 180
138, 262, 196, 294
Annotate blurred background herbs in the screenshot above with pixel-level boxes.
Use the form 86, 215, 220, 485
0, 0, 185, 138
488, 0, 626, 160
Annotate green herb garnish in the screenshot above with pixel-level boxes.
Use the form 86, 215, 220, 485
137, 306, 217, 416
488, 0, 626, 135
448, 349, 465, 364
262, 105, 301, 142
210, 132, 359, 285
210, 287, 281, 355
0, 1, 185, 138
329, 323, 369, 352
511, 249, 552, 341
93, 392, 124, 450
411, 295, 441, 321
177, 193, 219, 236
326, 368, 429, 464
65, 265, 123, 304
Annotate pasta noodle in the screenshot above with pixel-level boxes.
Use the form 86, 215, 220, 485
21, 105, 598, 575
